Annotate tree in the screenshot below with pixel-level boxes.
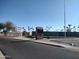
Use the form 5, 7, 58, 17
4, 21, 16, 32
78, 26, 79, 28
46, 26, 52, 31
67, 24, 72, 32
28, 26, 34, 32
0, 23, 4, 31
73, 26, 76, 32
68, 24, 71, 28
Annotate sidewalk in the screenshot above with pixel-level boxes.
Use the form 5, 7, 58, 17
13, 36, 79, 52
50, 38, 79, 47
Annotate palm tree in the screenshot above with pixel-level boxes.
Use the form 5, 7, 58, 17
68, 24, 71, 28
67, 24, 72, 32
46, 26, 52, 31
28, 26, 34, 32
77, 26, 79, 32
73, 26, 76, 32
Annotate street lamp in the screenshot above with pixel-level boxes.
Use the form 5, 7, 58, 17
64, 0, 66, 38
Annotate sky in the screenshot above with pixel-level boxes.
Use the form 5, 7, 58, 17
0, 0, 79, 31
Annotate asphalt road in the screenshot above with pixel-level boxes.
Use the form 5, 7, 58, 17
0, 38, 79, 59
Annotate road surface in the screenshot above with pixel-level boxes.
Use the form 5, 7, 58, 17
0, 38, 79, 59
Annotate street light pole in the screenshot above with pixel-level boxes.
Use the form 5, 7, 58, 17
64, 0, 66, 38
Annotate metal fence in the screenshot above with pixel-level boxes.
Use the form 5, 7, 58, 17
32, 31, 79, 38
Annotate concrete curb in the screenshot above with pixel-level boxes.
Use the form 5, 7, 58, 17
0, 49, 5, 59
0, 48, 11, 59
31, 40, 79, 52
31, 40, 64, 48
